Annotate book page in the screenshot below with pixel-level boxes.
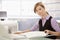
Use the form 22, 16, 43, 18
19, 31, 47, 38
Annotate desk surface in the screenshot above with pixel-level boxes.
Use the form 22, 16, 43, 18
10, 34, 59, 40
10, 31, 60, 40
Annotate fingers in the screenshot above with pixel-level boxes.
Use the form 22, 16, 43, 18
44, 30, 48, 33
44, 30, 49, 33
44, 30, 50, 34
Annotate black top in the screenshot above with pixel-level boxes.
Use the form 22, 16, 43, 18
39, 16, 56, 39
39, 16, 56, 31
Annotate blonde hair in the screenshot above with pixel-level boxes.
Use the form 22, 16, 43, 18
34, 2, 45, 13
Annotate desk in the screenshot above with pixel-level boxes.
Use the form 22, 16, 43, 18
29, 37, 52, 40
11, 37, 60, 40
10, 31, 60, 40
10, 34, 54, 40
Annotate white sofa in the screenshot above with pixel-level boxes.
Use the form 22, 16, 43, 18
18, 19, 60, 31
0, 20, 18, 40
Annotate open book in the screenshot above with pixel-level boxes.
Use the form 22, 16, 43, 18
19, 31, 47, 38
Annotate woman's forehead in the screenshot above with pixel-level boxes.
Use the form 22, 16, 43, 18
36, 6, 42, 9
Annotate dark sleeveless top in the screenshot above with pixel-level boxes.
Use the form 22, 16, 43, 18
39, 16, 56, 39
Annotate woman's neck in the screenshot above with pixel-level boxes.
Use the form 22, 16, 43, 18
42, 12, 48, 19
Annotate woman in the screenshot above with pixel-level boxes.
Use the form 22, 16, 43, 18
15, 2, 60, 38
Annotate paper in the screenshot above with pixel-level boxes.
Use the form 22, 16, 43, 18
19, 31, 47, 38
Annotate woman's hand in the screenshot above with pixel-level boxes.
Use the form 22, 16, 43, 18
44, 30, 60, 36
44, 30, 53, 35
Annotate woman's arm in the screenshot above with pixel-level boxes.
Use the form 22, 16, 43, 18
44, 30, 60, 36
44, 18, 60, 36
30, 21, 39, 31
14, 21, 39, 34
51, 18, 60, 32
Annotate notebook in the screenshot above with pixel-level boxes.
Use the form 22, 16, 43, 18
19, 31, 47, 38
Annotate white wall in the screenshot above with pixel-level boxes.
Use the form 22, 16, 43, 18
2, 0, 20, 18
0, 0, 60, 19
1, 0, 41, 18
20, 0, 42, 18
0, 0, 2, 11
19, 0, 60, 19
42, 0, 60, 19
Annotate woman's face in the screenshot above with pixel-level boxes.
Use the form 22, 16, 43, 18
36, 5, 46, 17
